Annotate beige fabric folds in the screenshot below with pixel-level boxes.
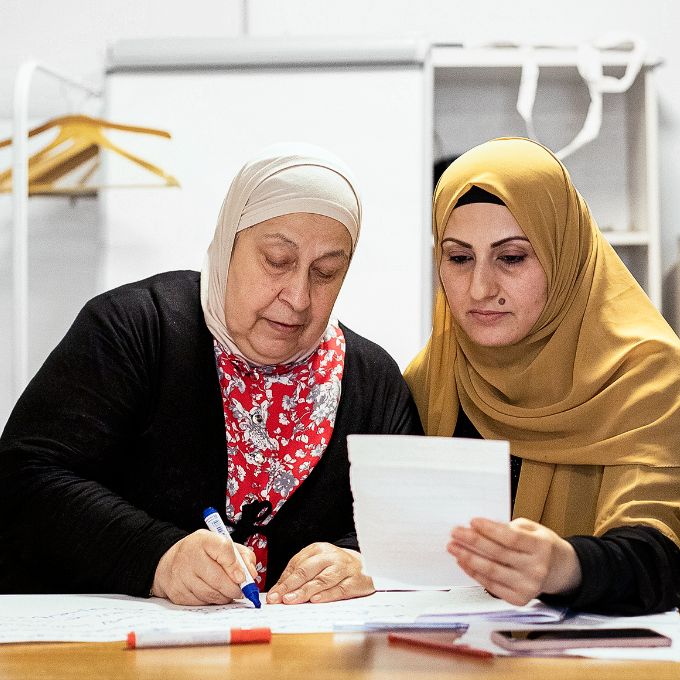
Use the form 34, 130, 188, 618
200, 142, 361, 364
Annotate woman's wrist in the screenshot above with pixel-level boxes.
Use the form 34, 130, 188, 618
544, 537, 583, 595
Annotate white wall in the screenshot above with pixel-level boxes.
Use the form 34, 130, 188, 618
0, 0, 244, 119
1, 0, 680, 427
102, 62, 431, 370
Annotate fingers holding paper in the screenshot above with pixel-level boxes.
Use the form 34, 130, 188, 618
151, 529, 258, 605
447, 517, 582, 606
266, 542, 375, 605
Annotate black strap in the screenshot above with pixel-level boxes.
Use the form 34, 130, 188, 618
227, 500, 273, 543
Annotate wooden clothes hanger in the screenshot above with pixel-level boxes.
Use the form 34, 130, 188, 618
0, 114, 180, 196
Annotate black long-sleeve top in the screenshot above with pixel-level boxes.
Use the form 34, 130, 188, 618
453, 407, 680, 615
0, 271, 423, 595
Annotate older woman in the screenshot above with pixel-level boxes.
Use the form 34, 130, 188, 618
0, 143, 421, 605
406, 137, 680, 615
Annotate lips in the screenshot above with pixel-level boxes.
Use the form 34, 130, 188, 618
265, 318, 304, 334
468, 309, 509, 323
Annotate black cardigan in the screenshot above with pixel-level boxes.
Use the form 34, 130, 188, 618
0, 271, 423, 594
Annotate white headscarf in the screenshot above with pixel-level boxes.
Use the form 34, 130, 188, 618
200, 142, 362, 365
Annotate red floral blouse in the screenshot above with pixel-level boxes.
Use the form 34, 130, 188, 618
214, 323, 346, 587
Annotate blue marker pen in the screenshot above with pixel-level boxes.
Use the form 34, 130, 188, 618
203, 507, 261, 609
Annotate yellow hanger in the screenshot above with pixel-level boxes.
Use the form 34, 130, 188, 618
0, 114, 180, 196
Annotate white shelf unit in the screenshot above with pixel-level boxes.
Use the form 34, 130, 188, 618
431, 46, 662, 309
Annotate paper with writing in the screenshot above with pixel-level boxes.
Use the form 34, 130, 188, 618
0, 591, 451, 643
0, 588, 567, 643
348, 434, 510, 589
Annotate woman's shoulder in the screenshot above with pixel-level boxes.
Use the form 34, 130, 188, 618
85, 271, 200, 316
67, 271, 203, 345
336, 322, 422, 433
93, 270, 199, 303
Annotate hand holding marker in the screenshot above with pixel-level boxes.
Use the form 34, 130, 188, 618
203, 507, 261, 609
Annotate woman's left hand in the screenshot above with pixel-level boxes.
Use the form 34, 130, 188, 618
448, 517, 582, 606
266, 543, 375, 605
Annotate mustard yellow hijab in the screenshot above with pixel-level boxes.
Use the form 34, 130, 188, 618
405, 137, 680, 543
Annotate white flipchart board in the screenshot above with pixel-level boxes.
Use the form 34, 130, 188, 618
103, 38, 432, 368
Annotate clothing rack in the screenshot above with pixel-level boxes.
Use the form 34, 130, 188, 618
10, 61, 102, 400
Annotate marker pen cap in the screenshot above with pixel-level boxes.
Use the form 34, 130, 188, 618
242, 582, 262, 609
203, 507, 219, 520
231, 627, 272, 644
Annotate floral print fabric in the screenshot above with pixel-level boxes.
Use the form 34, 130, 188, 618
214, 323, 345, 586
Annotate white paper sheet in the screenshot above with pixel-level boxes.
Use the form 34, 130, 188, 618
347, 434, 510, 589
8, 589, 670, 657
414, 587, 566, 624
0, 591, 460, 643
352, 587, 565, 630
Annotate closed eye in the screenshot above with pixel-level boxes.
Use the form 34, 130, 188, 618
266, 258, 290, 270
313, 267, 340, 281
499, 254, 526, 265
447, 254, 473, 265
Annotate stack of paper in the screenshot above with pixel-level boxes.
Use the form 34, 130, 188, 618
347, 434, 510, 589
415, 587, 567, 624
355, 587, 567, 631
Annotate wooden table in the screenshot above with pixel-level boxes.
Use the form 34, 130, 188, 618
0, 633, 677, 680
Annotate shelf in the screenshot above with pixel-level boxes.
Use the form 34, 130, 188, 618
107, 37, 429, 72
432, 48, 661, 310
431, 45, 663, 69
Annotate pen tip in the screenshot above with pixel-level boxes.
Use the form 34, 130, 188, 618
242, 583, 261, 609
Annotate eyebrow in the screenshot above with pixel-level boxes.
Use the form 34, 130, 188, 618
262, 232, 297, 248
262, 233, 350, 261
441, 236, 530, 249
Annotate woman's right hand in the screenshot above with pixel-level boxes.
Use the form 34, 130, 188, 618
151, 529, 258, 605
447, 517, 582, 605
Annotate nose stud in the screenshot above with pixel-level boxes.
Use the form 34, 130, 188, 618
498, 298, 506, 306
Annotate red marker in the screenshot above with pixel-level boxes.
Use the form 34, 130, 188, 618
127, 627, 272, 649
388, 631, 494, 659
